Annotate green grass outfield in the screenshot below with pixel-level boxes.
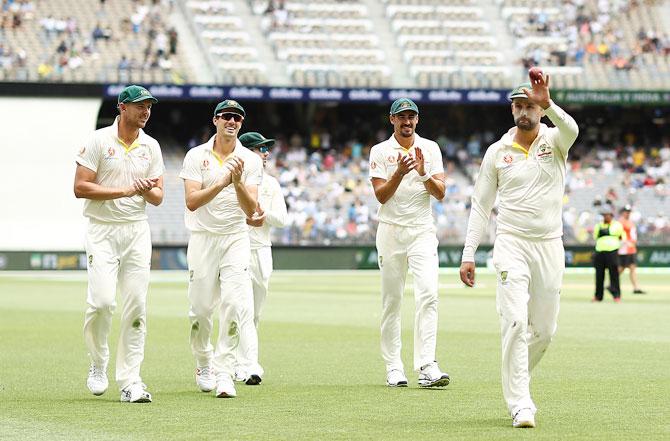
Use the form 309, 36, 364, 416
0, 269, 668, 441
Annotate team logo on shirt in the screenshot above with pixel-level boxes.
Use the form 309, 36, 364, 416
387, 156, 396, 164
537, 144, 553, 162
107, 146, 115, 157
503, 154, 513, 164
500, 271, 508, 284
371, 161, 377, 169
79, 147, 86, 155
202, 159, 209, 169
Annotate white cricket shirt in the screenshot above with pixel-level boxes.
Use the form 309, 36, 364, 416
75, 117, 165, 223
179, 135, 263, 235
462, 102, 579, 262
249, 172, 287, 249
369, 133, 444, 227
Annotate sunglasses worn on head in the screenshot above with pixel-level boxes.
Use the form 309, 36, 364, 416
216, 112, 243, 122
259, 146, 270, 153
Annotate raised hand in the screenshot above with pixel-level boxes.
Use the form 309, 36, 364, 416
523, 67, 551, 109
395, 152, 416, 177
414, 146, 426, 177
226, 157, 244, 184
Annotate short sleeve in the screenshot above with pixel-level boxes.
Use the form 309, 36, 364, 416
76, 135, 101, 172
369, 145, 387, 180
147, 141, 165, 179
244, 153, 263, 186
179, 149, 202, 183
428, 143, 444, 176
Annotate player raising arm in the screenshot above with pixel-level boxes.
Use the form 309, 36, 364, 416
459, 68, 578, 428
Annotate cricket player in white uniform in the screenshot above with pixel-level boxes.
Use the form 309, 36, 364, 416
369, 98, 451, 389
459, 70, 579, 428
74, 85, 164, 403
233, 132, 288, 381
179, 100, 264, 398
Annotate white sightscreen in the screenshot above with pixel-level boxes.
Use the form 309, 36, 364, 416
0, 97, 101, 250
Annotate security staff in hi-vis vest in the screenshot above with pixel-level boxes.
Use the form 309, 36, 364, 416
593, 205, 626, 303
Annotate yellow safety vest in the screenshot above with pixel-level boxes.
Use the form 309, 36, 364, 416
593, 220, 625, 252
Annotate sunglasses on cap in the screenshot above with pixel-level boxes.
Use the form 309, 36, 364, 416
215, 112, 243, 122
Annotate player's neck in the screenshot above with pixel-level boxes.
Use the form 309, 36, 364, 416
117, 118, 140, 146
512, 126, 539, 149
213, 133, 236, 156
393, 133, 414, 150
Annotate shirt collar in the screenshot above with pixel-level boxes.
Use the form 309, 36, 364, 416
112, 116, 147, 151
205, 135, 243, 165
388, 132, 422, 150
500, 123, 548, 148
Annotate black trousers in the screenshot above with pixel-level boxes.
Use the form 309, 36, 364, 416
594, 250, 620, 300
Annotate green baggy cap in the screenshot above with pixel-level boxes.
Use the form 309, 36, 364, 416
389, 98, 419, 115
118, 85, 158, 104
239, 132, 275, 149
508, 82, 532, 100
214, 99, 246, 117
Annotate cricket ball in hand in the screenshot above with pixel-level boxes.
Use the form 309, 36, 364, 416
529, 66, 543, 82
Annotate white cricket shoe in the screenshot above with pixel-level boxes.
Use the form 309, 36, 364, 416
386, 369, 408, 387
120, 382, 152, 403
216, 374, 237, 398
418, 362, 450, 388
86, 364, 108, 396
196, 366, 216, 392
233, 369, 248, 383
512, 408, 536, 428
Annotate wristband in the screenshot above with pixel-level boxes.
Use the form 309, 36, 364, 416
418, 173, 431, 182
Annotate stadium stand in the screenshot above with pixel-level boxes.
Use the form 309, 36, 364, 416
1, 0, 668, 88
183, 0, 269, 84
144, 122, 670, 247
0, 0, 192, 83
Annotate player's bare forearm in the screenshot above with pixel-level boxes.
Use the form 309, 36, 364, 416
74, 164, 136, 200
372, 174, 403, 204
184, 180, 226, 211
235, 182, 258, 217
143, 187, 163, 206
423, 173, 446, 200
74, 180, 134, 200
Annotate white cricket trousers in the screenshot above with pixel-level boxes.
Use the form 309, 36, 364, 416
83, 220, 151, 391
234, 246, 272, 372
187, 232, 262, 377
249, 246, 273, 327
376, 222, 440, 373
492, 234, 564, 417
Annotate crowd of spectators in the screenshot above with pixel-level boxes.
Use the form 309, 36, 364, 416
1, 0, 183, 82
515, 0, 669, 75
181, 121, 670, 247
